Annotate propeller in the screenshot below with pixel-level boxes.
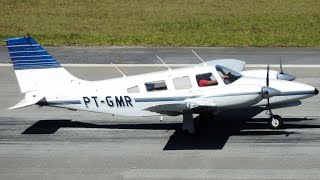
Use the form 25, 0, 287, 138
280, 58, 283, 74
267, 64, 269, 87
277, 59, 296, 81
262, 64, 281, 116
262, 64, 280, 99
266, 64, 272, 116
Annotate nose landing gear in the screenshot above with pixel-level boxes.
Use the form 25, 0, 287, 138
268, 115, 283, 129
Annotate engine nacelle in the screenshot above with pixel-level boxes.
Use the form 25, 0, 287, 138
242, 70, 295, 81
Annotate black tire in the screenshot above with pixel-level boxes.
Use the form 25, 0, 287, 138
199, 112, 211, 121
268, 115, 283, 129
182, 129, 198, 135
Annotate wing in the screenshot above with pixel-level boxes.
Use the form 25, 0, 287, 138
198, 59, 246, 72
144, 103, 187, 116
144, 97, 217, 116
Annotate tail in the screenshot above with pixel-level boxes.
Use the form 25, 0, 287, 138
5, 35, 81, 109
5, 35, 80, 93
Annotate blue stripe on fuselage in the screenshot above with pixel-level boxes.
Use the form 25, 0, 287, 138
134, 96, 199, 102
40, 100, 82, 105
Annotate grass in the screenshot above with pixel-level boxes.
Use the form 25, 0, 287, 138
0, 0, 320, 46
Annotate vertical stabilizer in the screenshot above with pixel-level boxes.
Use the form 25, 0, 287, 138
5, 36, 79, 93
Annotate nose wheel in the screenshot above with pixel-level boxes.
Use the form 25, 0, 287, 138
268, 115, 283, 129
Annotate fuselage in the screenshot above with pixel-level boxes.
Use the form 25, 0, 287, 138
40, 65, 317, 117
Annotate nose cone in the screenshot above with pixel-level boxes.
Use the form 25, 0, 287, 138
315, 88, 319, 95
277, 73, 296, 81
268, 80, 316, 100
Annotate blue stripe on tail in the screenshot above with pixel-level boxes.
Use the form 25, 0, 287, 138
5, 36, 61, 70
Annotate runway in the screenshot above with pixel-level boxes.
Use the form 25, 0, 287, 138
0, 63, 320, 179
1, 45, 320, 64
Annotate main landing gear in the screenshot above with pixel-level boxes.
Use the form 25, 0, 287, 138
182, 110, 196, 135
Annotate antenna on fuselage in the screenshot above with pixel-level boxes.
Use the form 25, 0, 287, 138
156, 55, 171, 71
192, 50, 207, 66
111, 62, 126, 77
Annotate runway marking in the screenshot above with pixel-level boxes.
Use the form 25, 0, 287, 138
0, 63, 320, 68
122, 169, 320, 179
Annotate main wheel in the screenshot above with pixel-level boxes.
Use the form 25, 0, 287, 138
199, 112, 214, 121
268, 115, 283, 129
182, 129, 198, 135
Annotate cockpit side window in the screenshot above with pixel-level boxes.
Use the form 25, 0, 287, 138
145, 80, 167, 92
196, 72, 218, 87
215, 65, 242, 85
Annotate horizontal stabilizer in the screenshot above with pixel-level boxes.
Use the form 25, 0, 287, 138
8, 94, 44, 110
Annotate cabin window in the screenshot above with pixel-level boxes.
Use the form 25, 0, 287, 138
127, 85, 140, 93
145, 80, 167, 92
196, 72, 218, 87
173, 76, 192, 90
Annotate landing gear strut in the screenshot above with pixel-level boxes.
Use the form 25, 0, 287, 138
182, 110, 196, 135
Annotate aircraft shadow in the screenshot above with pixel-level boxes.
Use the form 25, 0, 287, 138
22, 120, 180, 134
22, 117, 319, 150
163, 118, 302, 150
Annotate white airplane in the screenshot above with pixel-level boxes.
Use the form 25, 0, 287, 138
5, 36, 318, 134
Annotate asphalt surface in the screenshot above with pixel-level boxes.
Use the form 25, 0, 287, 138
0, 61, 320, 179
1, 45, 320, 64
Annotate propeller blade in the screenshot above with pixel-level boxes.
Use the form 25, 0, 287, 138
280, 58, 283, 74
266, 64, 269, 87
267, 98, 271, 115
265, 66, 274, 117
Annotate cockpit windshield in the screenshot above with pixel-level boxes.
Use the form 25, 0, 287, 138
215, 65, 242, 84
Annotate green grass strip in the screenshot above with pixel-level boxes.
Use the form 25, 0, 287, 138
1, 0, 320, 46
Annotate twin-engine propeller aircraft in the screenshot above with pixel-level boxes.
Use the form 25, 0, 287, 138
5, 36, 319, 134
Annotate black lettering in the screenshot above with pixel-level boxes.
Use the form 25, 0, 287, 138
83, 97, 90, 107
124, 96, 133, 107
115, 96, 125, 107
106, 96, 114, 107
91, 96, 99, 107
